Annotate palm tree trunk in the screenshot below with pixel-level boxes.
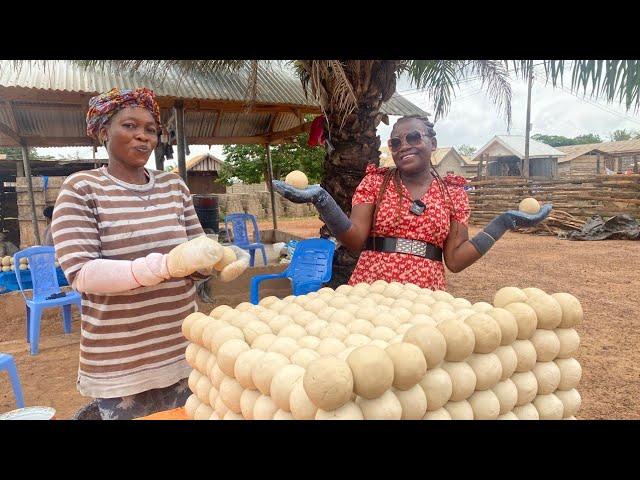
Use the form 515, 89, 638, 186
297, 60, 398, 287
320, 89, 387, 287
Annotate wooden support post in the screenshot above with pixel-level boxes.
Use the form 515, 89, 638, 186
174, 101, 187, 182
634, 155, 638, 174
0, 178, 5, 233
265, 143, 278, 231
154, 144, 165, 171
477, 156, 483, 179
596, 154, 600, 174
16, 159, 24, 177
523, 67, 533, 179
21, 143, 41, 245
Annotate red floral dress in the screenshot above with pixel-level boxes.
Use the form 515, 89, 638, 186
349, 164, 470, 290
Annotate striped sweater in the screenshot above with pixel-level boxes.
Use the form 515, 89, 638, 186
51, 167, 205, 398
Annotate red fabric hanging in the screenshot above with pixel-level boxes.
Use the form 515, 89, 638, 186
308, 115, 326, 147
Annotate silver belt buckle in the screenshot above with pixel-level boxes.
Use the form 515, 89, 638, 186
411, 239, 427, 257
396, 238, 427, 257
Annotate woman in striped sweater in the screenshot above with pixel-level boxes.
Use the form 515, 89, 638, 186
51, 88, 248, 420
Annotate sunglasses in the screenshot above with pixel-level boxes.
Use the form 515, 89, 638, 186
388, 130, 429, 151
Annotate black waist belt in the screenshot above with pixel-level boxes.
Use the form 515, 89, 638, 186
365, 237, 443, 262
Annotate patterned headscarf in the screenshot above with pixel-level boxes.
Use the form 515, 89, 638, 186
86, 87, 161, 141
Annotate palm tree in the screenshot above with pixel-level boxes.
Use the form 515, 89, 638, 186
21, 59, 640, 283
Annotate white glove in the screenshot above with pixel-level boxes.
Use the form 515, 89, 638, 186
219, 245, 250, 283
166, 236, 224, 278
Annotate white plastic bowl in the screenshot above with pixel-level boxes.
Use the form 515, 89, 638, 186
0, 406, 56, 420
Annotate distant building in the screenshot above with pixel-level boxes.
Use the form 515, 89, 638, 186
379, 146, 478, 179
170, 153, 226, 194
557, 139, 640, 176
472, 135, 566, 178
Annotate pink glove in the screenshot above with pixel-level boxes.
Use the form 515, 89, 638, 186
72, 236, 224, 294
72, 253, 170, 294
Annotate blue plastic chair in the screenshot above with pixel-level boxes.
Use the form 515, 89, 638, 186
13, 246, 81, 355
250, 238, 335, 304
0, 353, 25, 409
224, 213, 268, 267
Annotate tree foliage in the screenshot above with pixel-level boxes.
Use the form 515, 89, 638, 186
572, 133, 603, 144
532, 133, 603, 147
457, 144, 477, 156
219, 125, 325, 185
609, 129, 640, 141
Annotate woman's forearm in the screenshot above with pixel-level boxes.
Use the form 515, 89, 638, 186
336, 203, 375, 253
336, 224, 370, 253
444, 241, 483, 273
72, 254, 169, 294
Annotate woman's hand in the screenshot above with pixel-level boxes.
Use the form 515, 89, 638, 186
219, 246, 250, 282
272, 180, 352, 236
272, 180, 324, 204
501, 204, 553, 229
469, 203, 553, 256
166, 236, 224, 278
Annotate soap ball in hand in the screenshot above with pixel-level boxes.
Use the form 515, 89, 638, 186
518, 197, 541, 214
285, 170, 309, 190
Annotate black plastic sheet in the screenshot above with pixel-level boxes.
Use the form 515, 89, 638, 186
560, 214, 640, 241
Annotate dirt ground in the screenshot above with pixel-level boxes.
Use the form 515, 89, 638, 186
1, 217, 638, 419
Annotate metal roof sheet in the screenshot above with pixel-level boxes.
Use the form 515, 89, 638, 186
557, 139, 640, 163
0, 60, 428, 147
472, 135, 567, 160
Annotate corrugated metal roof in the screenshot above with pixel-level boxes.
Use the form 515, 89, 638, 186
557, 139, 640, 163
165, 154, 224, 173
0, 60, 426, 115
380, 93, 428, 117
184, 153, 224, 172
472, 135, 567, 160
0, 61, 313, 106
0, 60, 428, 147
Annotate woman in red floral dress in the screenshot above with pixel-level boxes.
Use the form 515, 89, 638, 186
274, 115, 551, 291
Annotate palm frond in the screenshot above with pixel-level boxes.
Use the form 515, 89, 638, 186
464, 60, 512, 127
326, 61, 358, 128
291, 60, 312, 99
399, 60, 464, 122
512, 60, 640, 113
401, 60, 512, 126
298, 61, 358, 131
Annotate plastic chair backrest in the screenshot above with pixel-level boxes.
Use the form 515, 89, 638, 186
225, 213, 261, 246
13, 246, 60, 302
287, 238, 335, 285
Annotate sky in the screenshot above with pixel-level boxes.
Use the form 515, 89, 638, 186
35, 64, 640, 164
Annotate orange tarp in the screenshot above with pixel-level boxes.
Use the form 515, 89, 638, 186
135, 407, 190, 420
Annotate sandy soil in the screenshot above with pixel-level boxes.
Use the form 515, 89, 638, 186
1, 217, 638, 419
